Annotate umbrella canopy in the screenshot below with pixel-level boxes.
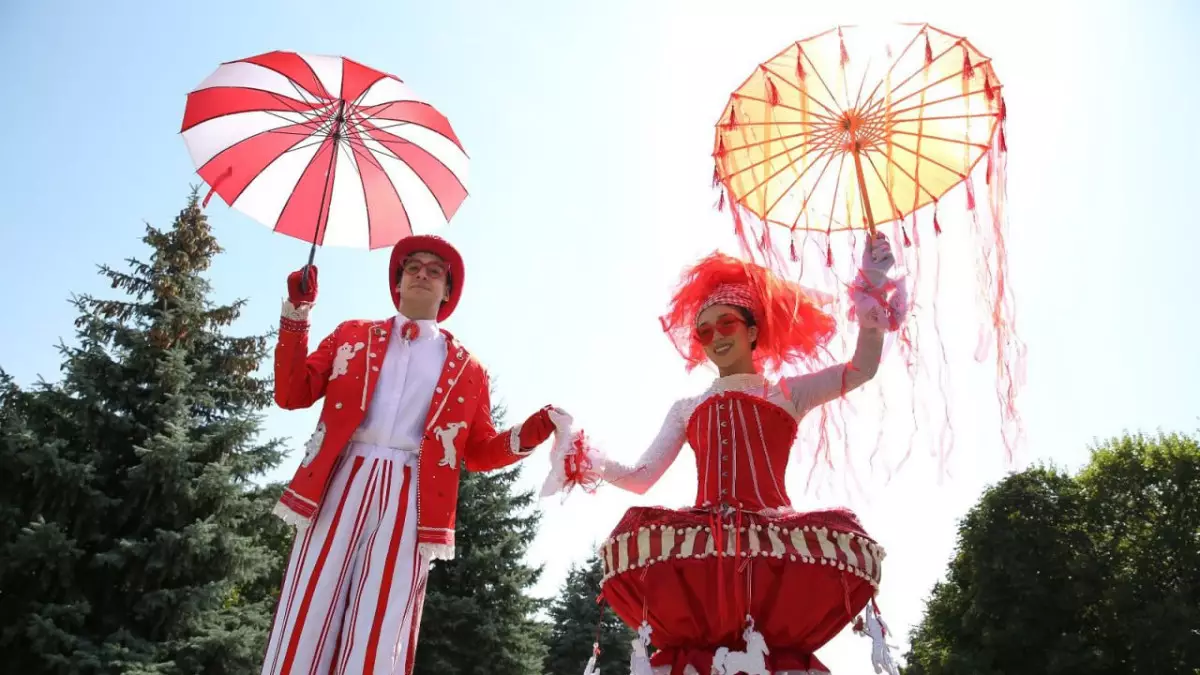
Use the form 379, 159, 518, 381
182, 50, 469, 252
713, 23, 1005, 240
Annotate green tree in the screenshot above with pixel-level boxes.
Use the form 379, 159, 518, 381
0, 188, 288, 674
903, 432, 1200, 675
544, 553, 635, 675
413, 391, 550, 675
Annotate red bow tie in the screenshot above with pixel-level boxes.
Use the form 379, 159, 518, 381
400, 320, 420, 341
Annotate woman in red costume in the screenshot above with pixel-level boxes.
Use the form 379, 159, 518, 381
543, 234, 906, 675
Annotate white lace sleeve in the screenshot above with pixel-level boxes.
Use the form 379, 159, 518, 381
783, 365, 857, 416
597, 399, 689, 495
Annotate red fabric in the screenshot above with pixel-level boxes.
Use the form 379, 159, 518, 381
685, 392, 796, 510
388, 235, 465, 321
660, 252, 835, 374
517, 406, 555, 450
287, 266, 319, 304
272, 320, 524, 545
602, 507, 876, 675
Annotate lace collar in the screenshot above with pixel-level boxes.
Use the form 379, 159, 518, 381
708, 372, 769, 394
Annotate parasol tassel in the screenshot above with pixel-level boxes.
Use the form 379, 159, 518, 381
838, 28, 850, 66
826, 240, 834, 267
901, 225, 912, 248
796, 45, 806, 80
933, 201, 943, 234
983, 74, 996, 102
716, 136, 727, 157
728, 104, 739, 128
962, 46, 975, 80
924, 33, 933, 67
965, 177, 977, 211
717, 190, 727, 212
790, 239, 799, 262
998, 123, 1008, 152
766, 75, 781, 106
712, 166, 721, 188
986, 150, 994, 185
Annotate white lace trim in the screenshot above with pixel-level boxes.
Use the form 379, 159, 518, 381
281, 299, 313, 321
509, 421, 532, 456
419, 542, 455, 562
272, 501, 312, 528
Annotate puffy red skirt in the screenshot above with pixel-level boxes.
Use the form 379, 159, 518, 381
597, 506, 882, 675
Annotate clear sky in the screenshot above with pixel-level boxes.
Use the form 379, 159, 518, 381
3, 0, 1198, 670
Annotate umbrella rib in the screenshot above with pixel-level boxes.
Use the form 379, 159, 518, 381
824, 152, 849, 235
721, 124, 842, 185
720, 128, 826, 154
858, 25, 926, 113
731, 92, 840, 123
759, 64, 845, 120
865, 146, 942, 203
798, 49, 847, 118
862, 60, 994, 118
889, 86, 1001, 117
789, 150, 841, 229
862, 150, 912, 222
889, 130, 990, 149
891, 112, 998, 123
884, 140, 967, 179
861, 38, 984, 115
756, 138, 843, 218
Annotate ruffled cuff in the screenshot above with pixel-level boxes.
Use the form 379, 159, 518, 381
849, 274, 909, 332
280, 299, 313, 333
539, 409, 605, 498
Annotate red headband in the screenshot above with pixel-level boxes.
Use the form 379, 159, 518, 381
699, 283, 760, 320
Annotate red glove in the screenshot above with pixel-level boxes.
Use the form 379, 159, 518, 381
517, 405, 556, 450
287, 265, 319, 304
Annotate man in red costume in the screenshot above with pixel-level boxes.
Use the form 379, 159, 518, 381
260, 234, 557, 675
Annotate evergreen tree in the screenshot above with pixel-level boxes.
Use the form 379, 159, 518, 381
413, 391, 550, 675
0, 188, 288, 674
544, 553, 635, 675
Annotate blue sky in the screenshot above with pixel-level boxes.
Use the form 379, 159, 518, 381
3, 0, 1198, 669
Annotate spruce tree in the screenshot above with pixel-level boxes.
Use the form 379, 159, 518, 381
0, 188, 288, 674
545, 553, 635, 675
413, 391, 550, 675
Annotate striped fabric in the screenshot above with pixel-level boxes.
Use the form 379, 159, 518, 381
261, 444, 428, 675
182, 51, 468, 250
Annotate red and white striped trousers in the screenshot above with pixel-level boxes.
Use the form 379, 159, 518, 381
261, 444, 429, 675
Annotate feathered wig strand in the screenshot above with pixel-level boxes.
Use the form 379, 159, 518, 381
660, 252, 836, 374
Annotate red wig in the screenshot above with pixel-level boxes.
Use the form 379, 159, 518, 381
660, 252, 836, 373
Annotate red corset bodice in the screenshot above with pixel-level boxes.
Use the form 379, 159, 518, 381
685, 391, 798, 511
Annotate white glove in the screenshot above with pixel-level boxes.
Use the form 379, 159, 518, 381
861, 232, 895, 288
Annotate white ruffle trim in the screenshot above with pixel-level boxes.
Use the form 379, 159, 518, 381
272, 501, 313, 529
539, 409, 606, 498
419, 542, 455, 562
281, 299, 314, 321
509, 421, 530, 456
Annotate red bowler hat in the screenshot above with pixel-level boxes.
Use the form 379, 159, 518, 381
388, 234, 465, 322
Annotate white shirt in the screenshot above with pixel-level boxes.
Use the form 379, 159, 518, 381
350, 315, 447, 452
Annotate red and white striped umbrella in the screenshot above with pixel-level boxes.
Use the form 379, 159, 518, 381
181, 50, 469, 256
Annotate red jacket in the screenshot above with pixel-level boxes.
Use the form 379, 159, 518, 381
272, 307, 529, 561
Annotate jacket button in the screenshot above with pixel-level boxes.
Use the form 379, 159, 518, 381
335, 402, 343, 409
436, 387, 443, 393
457, 397, 465, 403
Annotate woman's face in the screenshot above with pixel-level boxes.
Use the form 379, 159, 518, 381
696, 304, 758, 371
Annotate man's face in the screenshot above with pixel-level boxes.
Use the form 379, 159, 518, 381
396, 251, 451, 314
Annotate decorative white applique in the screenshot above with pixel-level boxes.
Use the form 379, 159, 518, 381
712, 616, 770, 675
434, 421, 467, 467
301, 422, 326, 467
580, 642, 601, 675
626, 620, 654, 675
329, 342, 365, 381
859, 601, 900, 675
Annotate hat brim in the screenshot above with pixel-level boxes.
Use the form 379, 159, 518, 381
389, 235, 464, 322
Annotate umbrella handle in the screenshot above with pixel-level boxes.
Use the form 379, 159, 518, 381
849, 133, 878, 237
299, 241, 318, 295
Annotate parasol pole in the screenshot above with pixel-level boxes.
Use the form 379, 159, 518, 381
849, 135, 878, 238
300, 100, 346, 295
